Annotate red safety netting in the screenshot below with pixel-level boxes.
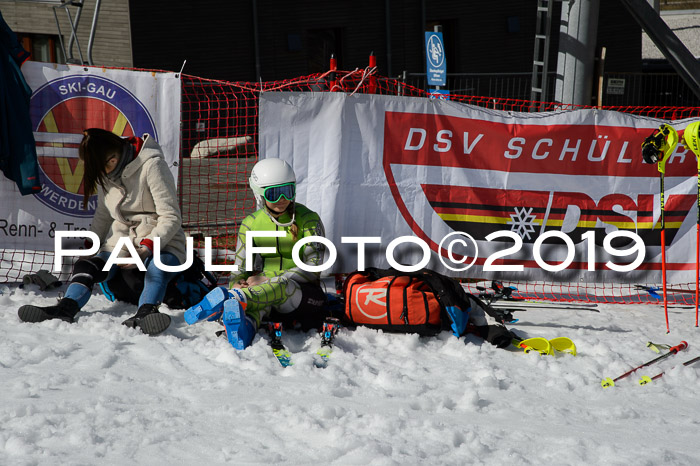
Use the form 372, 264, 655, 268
179, 68, 700, 305
4, 66, 700, 306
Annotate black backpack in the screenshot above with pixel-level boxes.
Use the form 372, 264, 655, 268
99, 254, 217, 309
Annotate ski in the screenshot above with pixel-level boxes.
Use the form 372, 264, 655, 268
490, 300, 599, 311
638, 355, 700, 385
635, 284, 698, 297
476, 281, 598, 311
267, 322, 293, 367
218, 319, 339, 368
601, 340, 688, 388
313, 317, 341, 368
634, 286, 699, 307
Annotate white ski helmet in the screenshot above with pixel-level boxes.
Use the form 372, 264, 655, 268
249, 158, 297, 226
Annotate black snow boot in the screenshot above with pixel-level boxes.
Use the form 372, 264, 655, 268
18, 298, 80, 323
122, 304, 171, 336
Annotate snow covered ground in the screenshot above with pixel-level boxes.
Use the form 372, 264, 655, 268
2, 283, 700, 465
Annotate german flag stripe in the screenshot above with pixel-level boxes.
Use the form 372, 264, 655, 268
424, 184, 691, 232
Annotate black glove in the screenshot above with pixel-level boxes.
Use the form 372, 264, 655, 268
22, 270, 62, 291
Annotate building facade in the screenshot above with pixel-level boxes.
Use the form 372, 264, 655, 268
2, 0, 642, 81
2, 0, 132, 68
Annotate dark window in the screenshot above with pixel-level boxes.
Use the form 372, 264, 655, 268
17, 33, 65, 64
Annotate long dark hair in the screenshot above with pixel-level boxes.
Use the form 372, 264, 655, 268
79, 128, 127, 209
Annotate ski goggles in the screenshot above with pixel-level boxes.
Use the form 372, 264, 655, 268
262, 182, 296, 203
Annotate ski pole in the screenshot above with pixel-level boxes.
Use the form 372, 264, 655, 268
696, 153, 699, 328
641, 124, 678, 333
639, 354, 700, 385
659, 172, 676, 333
601, 340, 688, 388
681, 121, 700, 327
659, 168, 669, 333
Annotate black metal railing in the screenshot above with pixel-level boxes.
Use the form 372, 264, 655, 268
400, 71, 700, 107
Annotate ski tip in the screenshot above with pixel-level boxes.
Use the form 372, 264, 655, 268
313, 358, 329, 369
638, 376, 653, 386
272, 348, 293, 367
601, 378, 615, 388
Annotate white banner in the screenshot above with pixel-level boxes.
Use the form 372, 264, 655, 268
0, 62, 180, 280
260, 92, 700, 283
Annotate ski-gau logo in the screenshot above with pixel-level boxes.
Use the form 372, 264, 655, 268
354, 279, 391, 320
29, 74, 157, 217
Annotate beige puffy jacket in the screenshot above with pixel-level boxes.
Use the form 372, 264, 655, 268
90, 135, 187, 262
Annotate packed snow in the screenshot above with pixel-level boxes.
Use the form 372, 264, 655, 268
2, 282, 700, 465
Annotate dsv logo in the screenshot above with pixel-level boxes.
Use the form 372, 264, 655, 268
354, 280, 391, 320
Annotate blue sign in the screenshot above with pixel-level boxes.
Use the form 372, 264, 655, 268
425, 32, 446, 87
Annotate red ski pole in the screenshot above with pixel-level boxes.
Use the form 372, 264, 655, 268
639, 354, 700, 385
601, 341, 688, 388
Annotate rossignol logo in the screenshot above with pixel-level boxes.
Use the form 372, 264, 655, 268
29, 75, 158, 217
354, 280, 390, 320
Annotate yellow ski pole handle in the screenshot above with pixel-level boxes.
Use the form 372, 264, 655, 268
601, 377, 616, 388
645, 341, 671, 354
638, 376, 653, 385
641, 124, 679, 173
657, 124, 679, 175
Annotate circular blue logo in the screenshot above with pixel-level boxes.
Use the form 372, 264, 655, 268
29, 75, 157, 217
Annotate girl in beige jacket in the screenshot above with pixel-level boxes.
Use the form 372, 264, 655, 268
18, 128, 186, 335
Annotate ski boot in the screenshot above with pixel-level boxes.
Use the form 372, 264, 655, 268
313, 318, 341, 368
18, 298, 80, 323
184, 286, 231, 324
321, 317, 341, 347
222, 299, 256, 350
122, 304, 171, 336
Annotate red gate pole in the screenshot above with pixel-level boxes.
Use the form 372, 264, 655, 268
329, 54, 338, 91
368, 52, 377, 94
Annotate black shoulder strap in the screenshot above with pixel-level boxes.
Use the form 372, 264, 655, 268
381, 268, 510, 322
358, 267, 463, 310
344, 267, 511, 324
